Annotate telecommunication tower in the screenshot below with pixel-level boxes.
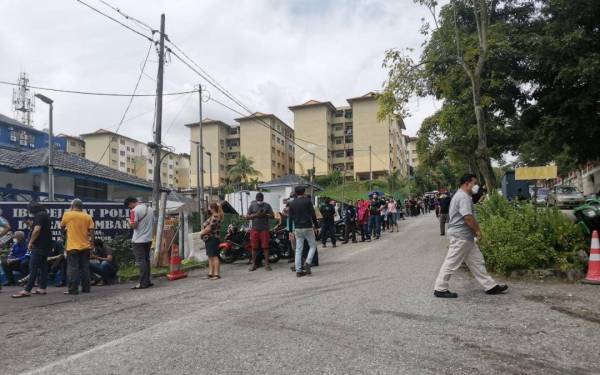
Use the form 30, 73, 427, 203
12, 72, 35, 126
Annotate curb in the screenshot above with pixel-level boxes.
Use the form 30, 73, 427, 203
117, 262, 208, 283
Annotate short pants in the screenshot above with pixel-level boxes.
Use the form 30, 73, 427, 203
250, 229, 270, 250
204, 236, 220, 258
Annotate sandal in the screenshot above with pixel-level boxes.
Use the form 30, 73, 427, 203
12, 291, 31, 298
33, 290, 47, 295
203, 274, 214, 279
209, 275, 221, 280
131, 284, 147, 290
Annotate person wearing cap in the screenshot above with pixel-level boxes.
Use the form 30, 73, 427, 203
246, 192, 274, 271
319, 198, 337, 248
124, 197, 154, 289
60, 199, 95, 295
12, 202, 53, 298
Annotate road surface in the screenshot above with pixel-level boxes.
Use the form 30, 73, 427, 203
1, 213, 599, 375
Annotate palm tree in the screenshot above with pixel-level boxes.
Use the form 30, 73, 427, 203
228, 155, 261, 189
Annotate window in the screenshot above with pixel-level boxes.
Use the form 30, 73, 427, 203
220, 165, 224, 171
120, 162, 125, 167
334, 124, 343, 131
70, 141, 76, 147
272, 160, 276, 166
335, 110, 343, 117
334, 151, 345, 158
148, 169, 153, 174
120, 151, 125, 156
271, 147, 276, 154
169, 165, 173, 170
344, 110, 353, 119
169, 174, 173, 179
345, 136, 353, 143
111, 148, 117, 154
127, 168, 131, 173
335, 138, 342, 145
74, 178, 107, 200
120, 139, 125, 145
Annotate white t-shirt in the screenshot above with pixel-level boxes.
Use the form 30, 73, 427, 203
130, 204, 154, 243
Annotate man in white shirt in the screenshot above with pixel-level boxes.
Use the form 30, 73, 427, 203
125, 197, 154, 289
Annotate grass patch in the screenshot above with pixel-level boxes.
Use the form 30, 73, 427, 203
117, 258, 206, 280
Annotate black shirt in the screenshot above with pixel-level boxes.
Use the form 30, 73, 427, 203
319, 203, 336, 222
344, 205, 356, 222
288, 196, 319, 229
32, 210, 52, 250
93, 245, 117, 267
369, 199, 381, 215
439, 196, 451, 214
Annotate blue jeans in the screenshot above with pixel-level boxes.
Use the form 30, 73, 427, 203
369, 215, 380, 238
294, 228, 317, 272
89, 261, 117, 283
25, 247, 48, 292
362, 223, 370, 240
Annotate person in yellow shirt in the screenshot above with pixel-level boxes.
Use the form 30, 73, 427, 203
60, 199, 95, 295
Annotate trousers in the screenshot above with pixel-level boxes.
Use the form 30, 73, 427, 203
434, 236, 497, 292
132, 242, 152, 287
67, 249, 91, 294
294, 228, 317, 273
439, 213, 449, 235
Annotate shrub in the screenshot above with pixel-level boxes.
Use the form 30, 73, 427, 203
478, 194, 586, 275
106, 235, 135, 268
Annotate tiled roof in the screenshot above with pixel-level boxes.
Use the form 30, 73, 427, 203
258, 174, 322, 191
0, 148, 152, 189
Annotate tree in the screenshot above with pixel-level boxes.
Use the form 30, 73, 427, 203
227, 155, 261, 189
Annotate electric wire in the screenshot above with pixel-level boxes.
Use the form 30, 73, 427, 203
0, 80, 195, 97
95, 0, 156, 32
95, 42, 153, 164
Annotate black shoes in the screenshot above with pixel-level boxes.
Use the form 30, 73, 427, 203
296, 271, 306, 277
434, 290, 458, 298
303, 262, 312, 275
485, 284, 509, 295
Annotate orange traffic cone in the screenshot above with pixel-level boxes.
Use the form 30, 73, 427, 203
582, 230, 600, 285
167, 244, 187, 281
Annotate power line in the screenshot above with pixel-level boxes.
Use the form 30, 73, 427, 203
96, 42, 153, 164
165, 92, 194, 134
75, 0, 155, 42
0, 80, 195, 97
95, 0, 156, 32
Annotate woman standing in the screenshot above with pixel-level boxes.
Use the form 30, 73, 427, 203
200, 202, 224, 280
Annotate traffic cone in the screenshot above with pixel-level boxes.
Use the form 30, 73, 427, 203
582, 230, 600, 285
167, 244, 187, 281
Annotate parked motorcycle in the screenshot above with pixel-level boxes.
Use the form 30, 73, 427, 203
574, 199, 600, 236
218, 224, 281, 264
272, 226, 294, 259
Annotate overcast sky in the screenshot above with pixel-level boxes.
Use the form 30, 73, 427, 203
0, 0, 441, 154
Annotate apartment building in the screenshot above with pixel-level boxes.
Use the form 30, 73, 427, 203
56, 133, 86, 157
289, 92, 409, 180
186, 119, 239, 188
236, 112, 295, 181
81, 129, 190, 190
406, 136, 419, 169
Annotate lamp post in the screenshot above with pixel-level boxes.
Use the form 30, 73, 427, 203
191, 140, 204, 223
35, 93, 54, 201
206, 151, 213, 200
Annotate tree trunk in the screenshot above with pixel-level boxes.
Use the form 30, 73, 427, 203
470, 76, 497, 189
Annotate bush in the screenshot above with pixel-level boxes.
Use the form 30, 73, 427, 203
106, 235, 135, 268
478, 194, 587, 275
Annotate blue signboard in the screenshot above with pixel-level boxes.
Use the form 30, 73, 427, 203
0, 201, 132, 242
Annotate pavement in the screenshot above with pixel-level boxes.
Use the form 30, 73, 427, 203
1, 213, 599, 375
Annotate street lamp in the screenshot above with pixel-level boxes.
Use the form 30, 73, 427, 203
35, 93, 54, 201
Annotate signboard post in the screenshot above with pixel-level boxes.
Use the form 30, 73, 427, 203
0, 202, 132, 243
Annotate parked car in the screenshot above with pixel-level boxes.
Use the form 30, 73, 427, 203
547, 186, 585, 208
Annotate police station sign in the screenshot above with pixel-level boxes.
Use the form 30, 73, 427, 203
0, 201, 132, 242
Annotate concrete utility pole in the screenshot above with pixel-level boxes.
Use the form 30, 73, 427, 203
369, 145, 373, 192
35, 93, 54, 201
197, 84, 205, 224
206, 151, 213, 200
152, 14, 166, 219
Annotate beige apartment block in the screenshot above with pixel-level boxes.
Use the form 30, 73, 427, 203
290, 92, 409, 181
406, 136, 419, 169
236, 112, 295, 181
57, 133, 86, 157
81, 129, 190, 190
186, 119, 238, 188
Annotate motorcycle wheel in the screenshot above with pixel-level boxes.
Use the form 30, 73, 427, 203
218, 248, 237, 264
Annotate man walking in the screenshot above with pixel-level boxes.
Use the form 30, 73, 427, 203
438, 190, 451, 236
368, 194, 382, 240
288, 186, 319, 277
433, 174, 508, 298
319, 198, 337, 248
246, 192, 274, 271
125, 197, 154, 289
60, 199, 95, 295
12, 202, 52, 298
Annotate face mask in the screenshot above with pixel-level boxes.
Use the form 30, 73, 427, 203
471, 184, 480, 195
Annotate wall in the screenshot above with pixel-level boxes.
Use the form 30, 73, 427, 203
82, 135, 112, 166
352, 99, 390, 179
292, 106, 330, 176
239, 117, 273, 181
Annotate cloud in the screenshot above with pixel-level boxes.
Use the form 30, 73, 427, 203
0, 0, 439, 154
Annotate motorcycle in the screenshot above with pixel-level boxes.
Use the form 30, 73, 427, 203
272, 226, 294, 259
574, 199, 600, 237
218, 224, 281, 264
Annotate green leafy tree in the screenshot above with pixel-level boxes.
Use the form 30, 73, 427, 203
227, 155, 261, 189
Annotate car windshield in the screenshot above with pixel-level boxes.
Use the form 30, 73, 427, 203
537, 189, 549, 197
556, 187, 578, 194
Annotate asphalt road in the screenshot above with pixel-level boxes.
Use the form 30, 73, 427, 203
2, 213, 599, 375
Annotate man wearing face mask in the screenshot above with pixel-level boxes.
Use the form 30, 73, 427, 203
433, 174, 508, 298
246, 192, 274, 271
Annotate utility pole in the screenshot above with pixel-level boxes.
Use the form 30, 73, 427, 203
206, 151, 213, 200
309, 152, 315, 200
197, 84, 205, 224
369, 145, 373, 192
152, 14, 166, 219
34, 93, 54, 200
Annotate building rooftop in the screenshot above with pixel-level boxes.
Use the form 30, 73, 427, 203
346, 91, 379, 103
288, 99, 336, 112
0, 148, 152, 189
258, 174, 322, 191
0, 113, 46, 134
235, 112, 292, 131
80, 128, 143, 145
184, 118, 232, 128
